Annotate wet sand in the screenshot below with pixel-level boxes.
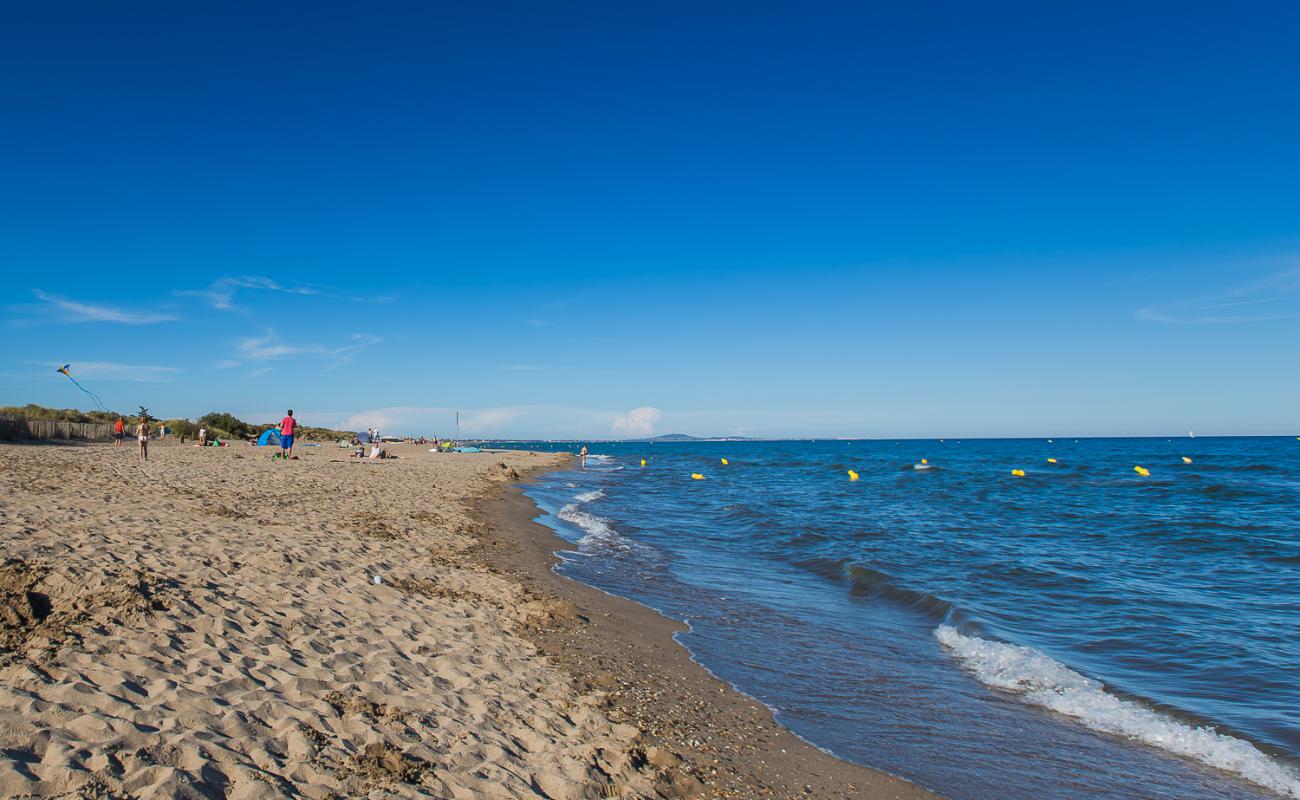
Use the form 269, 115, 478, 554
0, 439, 936, 799
477, 484, 937, 800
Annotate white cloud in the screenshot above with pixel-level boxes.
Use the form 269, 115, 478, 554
236, 331, 320, 360
178, 275, 320, 312
1138, 264, 1300, 324
33, 290, 178, 324
178, 275, 394, 312
225, 329, 381, 367
611, 406, 661, 438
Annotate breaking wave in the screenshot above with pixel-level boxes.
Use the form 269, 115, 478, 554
557, 503, 632, 549
934, 625, 1300, 798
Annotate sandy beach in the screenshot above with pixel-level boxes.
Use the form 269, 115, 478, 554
0, 440, 935, 799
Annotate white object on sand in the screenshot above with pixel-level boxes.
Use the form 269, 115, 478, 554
372, 575, 382, 585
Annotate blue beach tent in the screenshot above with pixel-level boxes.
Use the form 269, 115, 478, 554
257, 429, 282, 446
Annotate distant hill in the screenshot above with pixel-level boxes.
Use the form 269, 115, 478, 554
651, 433, 699, 441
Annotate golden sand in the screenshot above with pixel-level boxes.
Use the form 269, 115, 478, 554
0, 440, 936, 799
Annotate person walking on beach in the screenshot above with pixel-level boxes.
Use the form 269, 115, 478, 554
279, 409, 297, 460
198, 425, 208, 447
113, 417, 125, 448
135, 417, 150, 462
579, 444, 588, 467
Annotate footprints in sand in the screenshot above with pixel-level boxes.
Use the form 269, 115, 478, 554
0, 444, 670, 799
0, 557, 176, 666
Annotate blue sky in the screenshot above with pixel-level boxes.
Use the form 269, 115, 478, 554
3, 2, 1299, 438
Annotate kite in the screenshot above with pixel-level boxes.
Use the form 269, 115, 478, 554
56, 364, 110, 412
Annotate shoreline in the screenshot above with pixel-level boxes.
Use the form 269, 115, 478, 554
0, 440, 938, 799
474, 463, 939, 800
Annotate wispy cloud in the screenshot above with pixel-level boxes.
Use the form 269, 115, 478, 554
32, 290, 178, 324
179, 275, 393, 312
34, 360, 179, 382
177, 275, 319, 312
1138, 265, 1300, 324
221, 329, 381, 369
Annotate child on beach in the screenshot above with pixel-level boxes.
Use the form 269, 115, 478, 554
279, 410, 296, 460
113, 417, 125, 448
135, 418, 149, 461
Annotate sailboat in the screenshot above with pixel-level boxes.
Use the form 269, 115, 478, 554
1189, 431, 1195, 438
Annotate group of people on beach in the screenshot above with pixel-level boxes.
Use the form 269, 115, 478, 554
111, 416, 152, 462
109, 410, 299, 463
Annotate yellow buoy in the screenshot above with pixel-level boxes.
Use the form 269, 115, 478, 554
1011, 469, 1026, 477
921, 458, 928, 465
1182, 456, 1193, 464
691, 473, 704, 480
721, 458, 729, 465
1134, 465, 1150, 476
847, 469, 859, 481
1047, 458, 1057, 464
640, 458, 647, 467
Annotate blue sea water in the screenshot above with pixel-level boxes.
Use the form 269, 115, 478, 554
497, 438, 1299, 800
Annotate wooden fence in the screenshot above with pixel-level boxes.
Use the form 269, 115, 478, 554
0, 414, 115, 442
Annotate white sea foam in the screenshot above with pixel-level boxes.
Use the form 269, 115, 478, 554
935, 625, 1300, 799
557, 503, 630, 549
574, 489, 605, 503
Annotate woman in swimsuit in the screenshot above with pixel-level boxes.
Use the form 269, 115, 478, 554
136, 418, 150, 462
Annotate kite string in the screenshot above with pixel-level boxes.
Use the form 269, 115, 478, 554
62, 371, 110, 413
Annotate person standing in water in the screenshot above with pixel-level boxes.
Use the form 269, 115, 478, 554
135, 417, 150, 461
279, 409, 297, 460
579, 444, 588, 467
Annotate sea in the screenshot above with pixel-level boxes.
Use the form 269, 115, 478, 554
490, 437, 1299, 800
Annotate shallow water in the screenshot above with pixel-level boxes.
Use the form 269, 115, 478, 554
501, 438, 1300, 800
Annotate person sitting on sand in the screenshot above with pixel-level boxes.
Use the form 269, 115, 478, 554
135, 418, 150, 462
113, 417, 125, 448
